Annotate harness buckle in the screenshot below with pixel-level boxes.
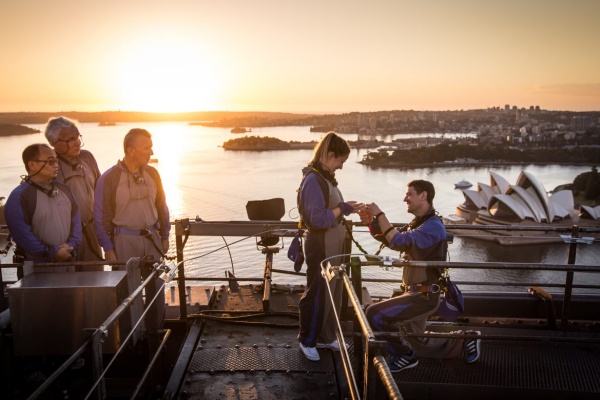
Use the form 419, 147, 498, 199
140, 228, 152, 238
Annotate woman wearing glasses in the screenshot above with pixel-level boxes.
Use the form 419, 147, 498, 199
45, 116, 103, 266
4, 143, 81, 264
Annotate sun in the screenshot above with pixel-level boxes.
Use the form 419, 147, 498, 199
117, 36, 222, 112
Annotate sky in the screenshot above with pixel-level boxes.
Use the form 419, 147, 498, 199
1, 0, 599, 114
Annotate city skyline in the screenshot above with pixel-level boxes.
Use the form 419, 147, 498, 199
1, 1, 599, 114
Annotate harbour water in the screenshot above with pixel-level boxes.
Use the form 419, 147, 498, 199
1, 122, 598, 296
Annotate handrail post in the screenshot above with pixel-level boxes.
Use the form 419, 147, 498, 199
560, 225, 579, 333
366, 340, 390, 400
90, 328, 106, 400
350, 256, 364, 391
175, 219, 188, 321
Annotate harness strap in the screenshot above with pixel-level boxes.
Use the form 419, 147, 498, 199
113, 224, 166, 256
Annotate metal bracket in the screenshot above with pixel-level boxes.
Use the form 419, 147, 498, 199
324, 262, 343, 282
559, 235, 595, 244
158, 261, 178, 282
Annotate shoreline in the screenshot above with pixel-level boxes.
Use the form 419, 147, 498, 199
358, 161, 598, 169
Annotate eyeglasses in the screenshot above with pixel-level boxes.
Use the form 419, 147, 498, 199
32, 158, 59, 166
56, 134, 82, 145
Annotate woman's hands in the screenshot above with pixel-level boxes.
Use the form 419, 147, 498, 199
339, 201, 365, 216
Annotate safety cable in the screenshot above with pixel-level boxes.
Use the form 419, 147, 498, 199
343, 222, 386, 259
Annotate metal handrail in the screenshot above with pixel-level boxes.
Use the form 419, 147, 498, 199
19, 258, 169, 400
170, 218, 599, 400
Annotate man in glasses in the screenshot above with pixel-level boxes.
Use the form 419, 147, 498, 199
4, 144, 81, 264
44, 117, 103, 267
94, 128, 170, 323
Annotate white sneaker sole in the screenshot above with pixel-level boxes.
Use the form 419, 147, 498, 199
299, 343, 320, 361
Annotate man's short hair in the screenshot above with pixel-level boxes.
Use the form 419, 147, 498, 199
22, 144, 52, 172
44, 116, 78, 145
123, 128, 152, 153
408, 179, 435, 204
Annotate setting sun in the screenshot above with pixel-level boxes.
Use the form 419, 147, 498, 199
117, 36, 222, 112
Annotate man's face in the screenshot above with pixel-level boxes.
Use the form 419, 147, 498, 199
403, 186, 427, 215
29, 147, 58, 180
53, 126, 82, 159
128, 135, 154, 166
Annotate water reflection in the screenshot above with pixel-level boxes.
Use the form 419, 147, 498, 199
150, 125, 187, 218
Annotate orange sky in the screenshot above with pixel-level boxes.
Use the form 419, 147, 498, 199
1, 0, 599, 113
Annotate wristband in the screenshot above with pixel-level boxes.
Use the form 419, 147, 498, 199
383, 226, 396, 236
375, 212, 385, 220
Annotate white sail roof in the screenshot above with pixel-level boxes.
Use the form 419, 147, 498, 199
490, 171, 510, 194
550, 190, 575, 219
516, 171, 555, 222
488, 194, 528, 220
477, 182, 495, 204
459, 170, 576, 224
506, 185, 545, 223
580, 205, 600, 220
461, 189, 487, 209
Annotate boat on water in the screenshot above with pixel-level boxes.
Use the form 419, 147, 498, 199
1, 213, 599, 399
454, 179, 472, 189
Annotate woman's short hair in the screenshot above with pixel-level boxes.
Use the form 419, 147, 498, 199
311, 131, 350, 165
44, 116, 78, 145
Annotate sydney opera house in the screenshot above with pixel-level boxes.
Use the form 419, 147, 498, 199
448, 170, 600, 245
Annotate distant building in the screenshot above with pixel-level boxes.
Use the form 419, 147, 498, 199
571, 116, 592, 132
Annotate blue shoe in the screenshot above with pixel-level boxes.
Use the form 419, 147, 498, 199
464, 330, 481, 363
387, 351, 418, 372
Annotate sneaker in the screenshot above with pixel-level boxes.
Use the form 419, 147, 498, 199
316, 339, 348, 351
387, 351, 419, 372
464, 330, 481, 363
299, 342, 320, 361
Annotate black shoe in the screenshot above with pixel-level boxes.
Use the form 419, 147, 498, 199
387, 351, 419, 372
464, 330, 481, 363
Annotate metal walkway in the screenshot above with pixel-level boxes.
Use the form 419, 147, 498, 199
395, 339, 600, 399
174, 285, 347, 399
172, 284, 600, 400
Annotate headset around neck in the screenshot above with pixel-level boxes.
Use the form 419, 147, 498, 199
24, 176, 58, 197
57, 154, 82, 171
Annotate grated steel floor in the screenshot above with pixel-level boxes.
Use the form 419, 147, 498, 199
395, 340, 600, 399
175, 285, 600, 400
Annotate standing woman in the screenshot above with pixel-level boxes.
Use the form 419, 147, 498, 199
297, 132, 363, 361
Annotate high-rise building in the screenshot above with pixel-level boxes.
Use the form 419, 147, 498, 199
571, 116, 592, 132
